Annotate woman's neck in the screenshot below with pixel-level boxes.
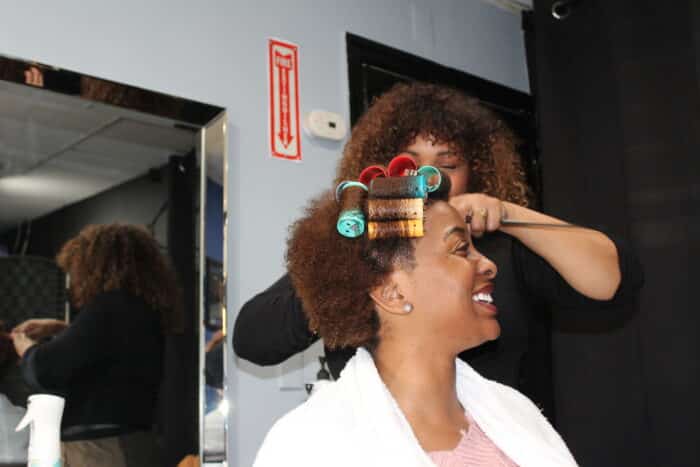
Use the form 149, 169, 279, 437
372, 342, 465, 430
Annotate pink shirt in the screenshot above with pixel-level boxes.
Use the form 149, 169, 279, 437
427, 411, 518, 467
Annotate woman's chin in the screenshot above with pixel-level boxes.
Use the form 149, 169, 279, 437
455, 323, 501, 354
475, 321, 501, 345
485, 321, 502, 341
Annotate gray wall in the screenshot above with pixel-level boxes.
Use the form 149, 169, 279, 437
0, 1, 528, 465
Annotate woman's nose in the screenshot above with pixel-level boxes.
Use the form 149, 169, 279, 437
477, 253, 498, 279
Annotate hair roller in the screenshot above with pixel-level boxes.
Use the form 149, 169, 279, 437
336, 182, 368, 238
358, 165, 387, 186
368, 176, 427, 199
367, 219, 423, 240
387, 155, 417, 177
418, 166, 451, 197
367, 198, 423, 221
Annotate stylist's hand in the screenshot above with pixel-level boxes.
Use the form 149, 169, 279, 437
24, 66, 45, 87
13, 318, 67, 341
10, 330, 36, 358
448, 193, 506, 238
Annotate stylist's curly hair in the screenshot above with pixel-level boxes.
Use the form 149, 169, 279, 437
287, 192, 447, 350
336, 82, 531, 206
56, 224, 183, 334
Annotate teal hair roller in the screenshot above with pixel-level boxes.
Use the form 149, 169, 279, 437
417, 166, 441, 192
335, 180, 368, 202
418, 165, 451, 197
337, 208, 365, 238
335, 181, 368, 238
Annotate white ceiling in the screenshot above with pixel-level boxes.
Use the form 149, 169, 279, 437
0, 80, 206, 232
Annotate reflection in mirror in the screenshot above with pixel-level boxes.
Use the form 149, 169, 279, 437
0, 54, 227, 466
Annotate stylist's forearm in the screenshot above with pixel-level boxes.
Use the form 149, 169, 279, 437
499, 202, 621, 300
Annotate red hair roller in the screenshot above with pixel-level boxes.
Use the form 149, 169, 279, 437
358, 165, 387, 186
387, 155, 417, 177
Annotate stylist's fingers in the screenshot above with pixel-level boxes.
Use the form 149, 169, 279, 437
12, 322, 29, 333
450, 193, 484, 236
24, 67, 44, 87
470, 206, 488, 237
449, 193, 479, 219
13, 319, 40, 333
10, 331, 35, 358
13, 319, 50, 338
486, 202, 504, 232
450, 193, 503, 237
30, 67, 43, 86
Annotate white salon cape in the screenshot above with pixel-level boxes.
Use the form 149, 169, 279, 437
254, 348, 578, 467
0, 393, 29, 463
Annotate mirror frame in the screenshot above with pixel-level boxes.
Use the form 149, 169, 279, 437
198, 113, 228, 464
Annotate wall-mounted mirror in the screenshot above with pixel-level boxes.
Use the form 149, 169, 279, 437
0, 54, 227, 466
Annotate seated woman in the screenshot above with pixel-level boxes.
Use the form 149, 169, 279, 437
11, 224, 182, 467
253, 165, 578, 467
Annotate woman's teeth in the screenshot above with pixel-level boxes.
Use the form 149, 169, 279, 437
472, 292, 493, 304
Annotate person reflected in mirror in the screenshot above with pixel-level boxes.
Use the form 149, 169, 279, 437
233, 82, 644, 417
254, 176, 578, 466
11, 224, 183, 467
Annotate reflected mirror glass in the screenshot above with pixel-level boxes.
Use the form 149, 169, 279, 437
0, 54, 227, 466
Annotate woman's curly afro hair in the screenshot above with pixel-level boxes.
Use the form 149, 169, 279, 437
336, 82, 531, 206
287, 191, 451, 350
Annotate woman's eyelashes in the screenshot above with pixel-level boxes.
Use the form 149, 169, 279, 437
453, 240, 482, 261
453, 241, 471, 257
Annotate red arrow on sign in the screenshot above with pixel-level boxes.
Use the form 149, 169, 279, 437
275, 51, 294, 148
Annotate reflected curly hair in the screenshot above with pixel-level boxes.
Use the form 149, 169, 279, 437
56, 224, 183, 334
287, 191, 448, 350
336, 82, 531, 206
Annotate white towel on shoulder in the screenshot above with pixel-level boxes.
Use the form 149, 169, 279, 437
254, 348, 578, 467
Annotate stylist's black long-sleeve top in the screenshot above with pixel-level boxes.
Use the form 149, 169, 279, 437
21, 290, 163, 440
233, 232, 643, 414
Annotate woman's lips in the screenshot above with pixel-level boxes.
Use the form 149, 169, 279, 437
472, 283, 497, 315
474, 300, 498, 315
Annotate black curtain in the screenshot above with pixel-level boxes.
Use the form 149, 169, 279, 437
526, 1, 699, 466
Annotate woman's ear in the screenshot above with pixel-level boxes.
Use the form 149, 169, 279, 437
370, 271, 412, 316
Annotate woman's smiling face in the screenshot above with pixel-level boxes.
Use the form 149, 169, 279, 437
399, 201, 500, 353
